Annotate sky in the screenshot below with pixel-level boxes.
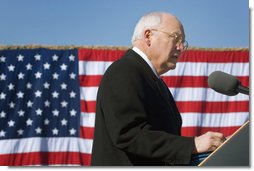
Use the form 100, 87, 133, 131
0, 0, 250, 48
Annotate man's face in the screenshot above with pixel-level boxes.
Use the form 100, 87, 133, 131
149, 18, 186, 75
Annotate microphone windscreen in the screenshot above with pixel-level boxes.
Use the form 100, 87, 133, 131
208, 71, 240, 96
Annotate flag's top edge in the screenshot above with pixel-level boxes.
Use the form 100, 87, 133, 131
0, 45, 249, 51
0, 45, 130, 50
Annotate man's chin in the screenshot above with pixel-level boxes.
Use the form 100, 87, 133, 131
169, 64, 176, 70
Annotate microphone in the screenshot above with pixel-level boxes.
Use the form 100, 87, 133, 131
208, 71, 249, 96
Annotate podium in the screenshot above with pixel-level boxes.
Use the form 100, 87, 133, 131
198, 120, 250, 166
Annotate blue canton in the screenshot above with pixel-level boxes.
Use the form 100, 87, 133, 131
0, 48, 80, 139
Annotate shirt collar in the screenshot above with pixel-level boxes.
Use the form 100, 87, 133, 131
132, 47, 159, 78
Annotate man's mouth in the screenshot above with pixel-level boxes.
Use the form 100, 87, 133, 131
172, 52, 180, 58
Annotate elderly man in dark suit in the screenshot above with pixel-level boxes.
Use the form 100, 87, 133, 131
91, 12, 225, 166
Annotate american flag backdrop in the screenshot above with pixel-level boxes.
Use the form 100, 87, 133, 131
0, 47, 249, 166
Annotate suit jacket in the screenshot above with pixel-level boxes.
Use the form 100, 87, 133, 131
91, 49, 195, 166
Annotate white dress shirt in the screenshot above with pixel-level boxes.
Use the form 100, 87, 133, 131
132, 47, 159, 78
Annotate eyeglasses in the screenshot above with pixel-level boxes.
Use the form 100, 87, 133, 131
151, 29, 188, 51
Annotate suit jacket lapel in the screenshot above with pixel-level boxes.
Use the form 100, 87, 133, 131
156, 79, 171, 104
125, 49, 182, 132
156, 76, 183, 130
126, 49, 174, 105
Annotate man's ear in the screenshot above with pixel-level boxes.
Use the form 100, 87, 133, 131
144, 29, 152, 46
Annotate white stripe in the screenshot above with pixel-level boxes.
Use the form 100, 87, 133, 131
181, 112, 249, 127
80, 87, 98, 101
169, 87, 249, 102
79, 61, 249, 76
79, 111, 250, 128
163, 62, 249, 76
80, 86, 249, 102
80, 111, 250, 130
79, 61, 112, 75
0, 137, 93, 155
80, 112, 95, 127
80, 111, 249, 129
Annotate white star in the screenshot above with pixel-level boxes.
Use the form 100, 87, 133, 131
26, 63, 33, 70
61, 119, 68, 126
8, 120, 15, 127
0, 74, 6, 81
0, 130, 6, 137
26, 118, 33, 126
9, 101, 15, 108
43, 63, 50, 70
0, 111, 6, 118
52, 128, 59, 135
27, 100, 33, 108
52, 109, 59, 116
34, 54, 41, 61
0, 56, 6, 62
35, 127, 42, 134
44, 118, 50, 125
17, 91, 24, 98
60, 83, 67, 90
17, 54, 24, 61
53, 73, 59, 79
43, 82, 50, 89
45, 100, 50, 107
70, 109, 77, 116
35, 108, 43, 115
69, 73, 76, 79
17, 129, 24, 136
18, 110, 25, 117
0, 92, 6, 100
35, 90, 42, 97
8, 83, 15, 90
26, 82, 32, 89
69, 128, 77, 135
8, 65, 15, 71
61, 101, 68, 108
70, 91, 76, 98
18, 72, 25, 79
35, 72, 42, 79
52, 54, 59, 61
69, 54, 75, 61
60, 64, 68, 71
52, 91, 59, 98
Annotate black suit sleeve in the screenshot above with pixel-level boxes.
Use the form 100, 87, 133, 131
98, 63, 195, 165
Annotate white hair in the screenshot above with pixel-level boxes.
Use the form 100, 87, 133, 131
131, 12, 162, 45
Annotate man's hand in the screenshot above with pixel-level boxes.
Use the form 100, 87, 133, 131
192, 131, 226, 154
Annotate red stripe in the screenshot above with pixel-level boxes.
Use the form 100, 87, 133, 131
79, 75, 249, 88
80, 126, 94, 139
162, 76, 249, 88
179, 50, 249, 63
181, 126, 241, 137
0, 152, 91, 166
176, 101, 249, 113
78, 48, 125, 61
80, 100, 96, 113
162, 76, 209, 88
79, 75, 102, 87
78, 49, 249, 62
81, 100, 248, 114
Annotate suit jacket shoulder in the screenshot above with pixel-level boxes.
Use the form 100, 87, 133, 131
102, 49, 158, 86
